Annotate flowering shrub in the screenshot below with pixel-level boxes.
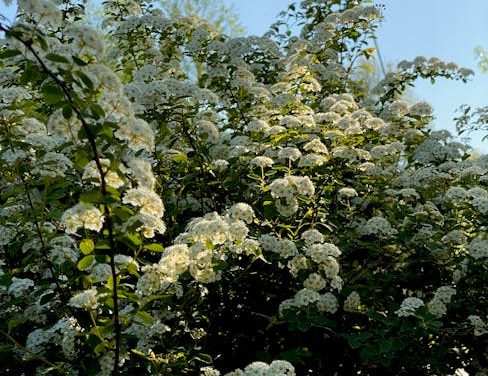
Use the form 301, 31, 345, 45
0, 0, 486, 375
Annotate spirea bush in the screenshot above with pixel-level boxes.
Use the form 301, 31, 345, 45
0, 0, 486, 375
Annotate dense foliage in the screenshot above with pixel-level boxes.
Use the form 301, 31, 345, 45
0, 0, 486, 375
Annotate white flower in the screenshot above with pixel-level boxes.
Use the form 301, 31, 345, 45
287, 175, 315, 196
468, 238, 488, 259
8, 277, 34, 297
409, 101, 433, 117
303, 139, 328, 154
468, 315, 488, 336
259, 234, 279, 252
201, 366, 221, 376
275, 196, 299, 217
69, 288, 99, 309
294, 288, 321, 307
317, 292, 339, 313
115, 117, 155, 151
212, 159, 229, 172
123, 187, 165, 217
395, 297, 424, 317
275, 239, 298, 258
338, 187, 358, 198
360, 216, 397, 237
303, 273, 326, 291
427, 298, 447, 317
445, 186, 468, 201
196, 120, 220, 143
62, 203, 104, 234
83, 159, 124, 189
301, 229, 324, 245
344, 291, 362, 313
246, 119, 269, 133
270, 178, 294, 199
126, 157, 156, 189
298, 153, 326, 167
250, 156, 274, 168
31, 152, 73, 178
227, 203, 255, 224
278, 147, 302, 161
472, 197, 488, 214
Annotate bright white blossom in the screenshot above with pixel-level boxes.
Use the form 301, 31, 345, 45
395, 297, 424, 317
62, 203, 104, 234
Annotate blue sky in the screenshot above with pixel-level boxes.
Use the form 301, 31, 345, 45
2, 0, 488, 152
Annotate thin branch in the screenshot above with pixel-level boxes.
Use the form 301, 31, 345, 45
0, 329, 68, 375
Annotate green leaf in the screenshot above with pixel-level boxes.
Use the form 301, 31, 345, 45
20, 62, 41, 85
379, 340, 393, 354
72, 55, 88, 66
144, 243, 165, 252
80, 239, 95, 255
106, 275, 118, 290
62, 105, 73, 119
278, 347, 312, 365
75, 71, 94, 91
39, 291, 56, 305
120, 233, 142, 250
41, 84, 64, 105
8, 314, 26, 331
95, 241, 111, 250
90, 104, 105, 120
0, 49, 21, 59
77, 255, 95, 271
45, 53, 70, 64
136, 311, 153, 324
80, 191, 103, 203
94, 342, 106, 354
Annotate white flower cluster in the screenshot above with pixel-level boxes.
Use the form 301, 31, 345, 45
51, 317, 84, 359
138, 210, 258, 295
360, 216, 397, 238
124, 316, 170, 352
26, 317, 83, 359
270, 176, 315, 198
48, 235, 78, 265
224, 360, 295, 376
122, 186, 166, 238
115, 117, 155, 152
338, 187, 358, 199
8, 277, 34, 297
278, 147, 302, 162
468, 238, 488, 260
227, 203, 255, 224
83, 159, 125, 189
68, 287, 99, 309
343, 291, 362, 313
17, 0, 62, 27
301, 229, 324, 245
467, 315, 488, 336
427, 286, 456, 317
250, 156, 274, 168
61, 203, 104, 234
31, 152, 73, 178
395, 297, 424, 317
201, 366, 221, 376
66, 25, 105, 56
280, 288, 339, 315
269, 175, 315, 216
126, 157, 156, 189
